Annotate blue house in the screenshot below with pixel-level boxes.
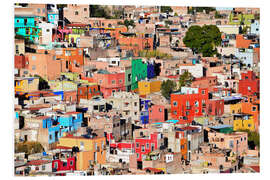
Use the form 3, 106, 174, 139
47, 10, 59, 26
140, 99, 151, 124
147, 62, 155, 79
14, 15, 41, 43
41, 112, 83, 145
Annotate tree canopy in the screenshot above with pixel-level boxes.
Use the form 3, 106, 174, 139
118, 19, 135, 31
179, 71, 194, 89
160, 6, 173, 13
183, 25, 222, 57
161, 80, 176, 100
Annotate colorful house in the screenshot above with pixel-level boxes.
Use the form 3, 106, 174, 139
138, 80, 162, 96
14, 15, 41, 43
58, 135, 107, 170
134, 133, 161, 161
93, 69, 125, 98
77, 84, 101, 102
149, 105, 168, 124
131, 59, 148, 90
238, 71, 259, 96
171, 87, 209, 124
233, 114, 255, 132
140, 99, 151, 124
15, 77, 39, 94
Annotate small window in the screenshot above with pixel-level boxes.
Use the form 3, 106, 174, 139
252, 106, 256, 111
54, 162, 58, 169
46, 29, 50, 32
32, 56, 36, 60
70, 160, 73, 166
78, 50, 82, 55
53, 56, 56, 60
173, 111, 177, 115
159, 108, 162, 112
136, 153, 139, 158
112, 80, 116, 84
119, 79, 122, 83
202, 90, 206, 94
75, 11, 79, 15
136, 143, 139, 148
37, 8, 40, 13
146, 143, 149, 149
173, 101, 178, 107
99, 80, 102, 84
141, 145, 145, 152
32, 65, 36, 70
84, 8, 87, 11
42, 165, 45, 170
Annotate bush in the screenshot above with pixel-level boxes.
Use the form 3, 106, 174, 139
15, 141, 44, 154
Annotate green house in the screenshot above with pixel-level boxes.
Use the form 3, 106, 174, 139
14, 15, 41, 43
131, 59, 147, 90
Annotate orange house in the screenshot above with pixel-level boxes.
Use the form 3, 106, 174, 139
55, 48, 84, 74
236, 34, 252, 49
241, 95, 260, 132
118, 34, 153, 56
176, 131, 187, 160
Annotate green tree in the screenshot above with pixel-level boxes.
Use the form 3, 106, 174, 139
15, 141, 44, 154
34, 75, 50, 90
179, 71, 194, 89
119, 19, 135, 31
238, 129, 260, 149
183, 25, 221, 57
161, 80, 176, 100
161, 6, 173, 13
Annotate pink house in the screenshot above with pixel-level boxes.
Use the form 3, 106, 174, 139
92, 70, 125, 98
149, 105, 167, 124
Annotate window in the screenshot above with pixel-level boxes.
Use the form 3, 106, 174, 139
37, 8, 40, 13
248, 124, 251, 127
119, 79, 122, 83
141, 145, 145, 152
53, 56, 56, 60
146, 143, 149, 149
42, 165, 45, 170
46, 29, 50, 32
16, 45, 19, 54
54, 162, 58, 169
136, 153, 139, 158
252, 106, 256, 111
42, 8, 45, 13
159, 108, 162, 112
173, 101, 178, 107
195, 101, 199, 107
75, 11, 79, 15
202, 90, 205, 94
78, 50, 82, 55
173, 111, 177, 115
70, 160, 73, 166
136, 143, 139, 148
32, 56, 36, 60
195, 109, 199, 113
229, 140, 234, 148
95, 143, 98, 151
99, 80, 102, 84
151, 143, 155, 151
32, 65, 36, 70
84, 8, 87, 11
186, 111, 190, 116
80, 141, 84, 149
63, 162, 67, 167
112, 80, 116, 84
16, 19, 19, 23
134, 102, 137, 106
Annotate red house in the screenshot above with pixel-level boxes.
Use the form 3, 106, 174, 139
238, 71, 259, 96
52, 153, 76, 172
134, 133, 161, 161
207, 98, 224, 116
14, 55, 29, 69
171, 87, 208, 124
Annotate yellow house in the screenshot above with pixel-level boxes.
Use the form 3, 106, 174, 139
138, 80, 162, 96
233, 114, 255, 131
230, 103, 242, 114
58, 135, 106, 170
68, 34, 81, 44
15, 77, 39, 93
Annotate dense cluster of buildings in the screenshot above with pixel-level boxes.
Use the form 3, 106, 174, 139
14, 4, 260, 176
